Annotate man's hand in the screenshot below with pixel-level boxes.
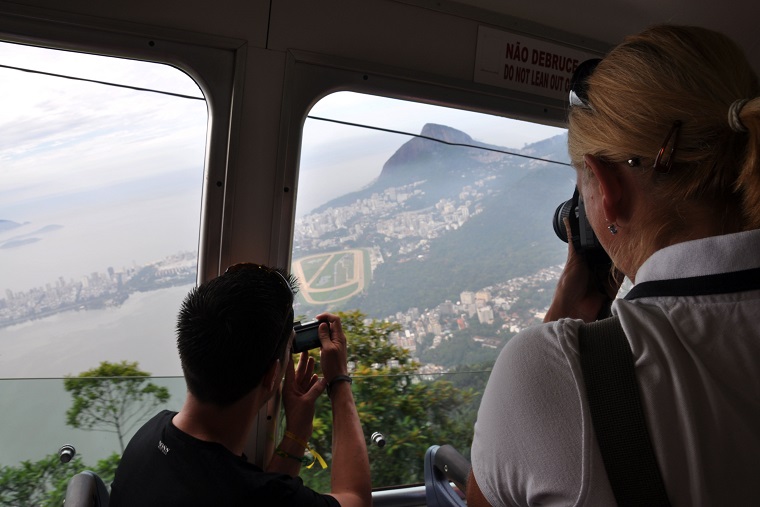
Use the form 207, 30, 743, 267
315, 313, 348, 383
312, 313, 372, 507
281, 352, 326, 439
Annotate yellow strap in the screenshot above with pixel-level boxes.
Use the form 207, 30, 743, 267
284, 431, 308, 448
284, 431, 328, 469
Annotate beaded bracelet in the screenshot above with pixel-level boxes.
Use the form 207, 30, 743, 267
283, 431, 327, 469
327, 375, 352, 396
274, 447, 312, 465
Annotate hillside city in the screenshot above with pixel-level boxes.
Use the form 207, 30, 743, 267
292, 164, 563, 369
294, 176, 497, 261
384, 264, 561, 374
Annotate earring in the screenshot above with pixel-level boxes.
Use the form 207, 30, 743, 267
607, 223, 618, 235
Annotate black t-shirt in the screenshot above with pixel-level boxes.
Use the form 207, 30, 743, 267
110, 410, 340, 506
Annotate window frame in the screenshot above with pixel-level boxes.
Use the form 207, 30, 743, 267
267, 49, 573, 485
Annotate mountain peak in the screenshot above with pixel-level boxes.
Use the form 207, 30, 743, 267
419, 123, 475, 144
380, 124, 478, 180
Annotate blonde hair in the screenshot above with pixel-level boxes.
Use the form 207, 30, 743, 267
568, 25, 760, 266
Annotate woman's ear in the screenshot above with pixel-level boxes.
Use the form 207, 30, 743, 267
583, 154, 627, 225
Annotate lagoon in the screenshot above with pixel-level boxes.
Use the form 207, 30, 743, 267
0, 285, 190, 378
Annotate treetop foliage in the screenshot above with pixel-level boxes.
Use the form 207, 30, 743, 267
294, 310, 479, 490
0, 451, 120, 507
63, 360, 170, 453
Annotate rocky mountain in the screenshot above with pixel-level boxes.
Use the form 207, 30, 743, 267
380, 124, 488, 178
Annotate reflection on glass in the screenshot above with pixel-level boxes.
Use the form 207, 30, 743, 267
293, 92, 572, 488
0, 376, 185, 504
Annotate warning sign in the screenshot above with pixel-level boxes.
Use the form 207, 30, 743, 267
474, 26, 599, 102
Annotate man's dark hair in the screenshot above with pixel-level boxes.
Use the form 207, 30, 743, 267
176, 264, 298, 406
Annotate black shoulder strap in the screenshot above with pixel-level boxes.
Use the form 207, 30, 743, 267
578, 317, 672, 507
625, 266, 760, 301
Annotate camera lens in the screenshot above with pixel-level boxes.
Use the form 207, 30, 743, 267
553, 199, 574, 243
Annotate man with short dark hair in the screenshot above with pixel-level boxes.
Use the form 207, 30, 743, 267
111, 263, 371, 506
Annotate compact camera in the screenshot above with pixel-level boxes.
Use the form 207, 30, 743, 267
292, 319, 326, 353
553, 187, 611, 268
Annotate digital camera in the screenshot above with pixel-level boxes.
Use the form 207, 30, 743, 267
292, 319, 325, 353
553, 187, 611, 268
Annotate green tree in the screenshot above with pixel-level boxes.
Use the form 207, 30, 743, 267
295, 310, 478, 491
0, 451, 119, 507
0, 452, 80, 507
63, 360, 170, 453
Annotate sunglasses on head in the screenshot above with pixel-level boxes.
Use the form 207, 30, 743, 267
225, 262, 292, 292
568, 58, 681, 173
569, 58, 602, 108
225, 262, 296, 355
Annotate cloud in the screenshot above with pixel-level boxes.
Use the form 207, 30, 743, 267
0, 49, 207, 214
1, 237, 41, 249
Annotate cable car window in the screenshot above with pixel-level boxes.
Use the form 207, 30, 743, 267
292, 91, 572, 489
0, 42, 204, 498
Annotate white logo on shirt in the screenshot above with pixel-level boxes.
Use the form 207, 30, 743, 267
158, 440, 170, 455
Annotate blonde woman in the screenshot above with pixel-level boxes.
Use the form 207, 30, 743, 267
468, 25, 760, 506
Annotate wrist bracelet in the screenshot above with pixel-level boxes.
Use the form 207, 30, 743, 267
283, 431, 328, 470
327, 375, 352, 396
274, 447, 312, 465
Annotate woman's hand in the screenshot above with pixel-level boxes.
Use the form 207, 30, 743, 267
544, 218, 623, 323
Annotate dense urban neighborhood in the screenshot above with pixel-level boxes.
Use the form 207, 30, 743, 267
0, 251, 196, 328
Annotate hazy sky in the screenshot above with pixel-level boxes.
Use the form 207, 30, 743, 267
0, 42, 206, 220
0, 42, 208, 292
299, 93, 567, 215
0, 41, 566, 292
